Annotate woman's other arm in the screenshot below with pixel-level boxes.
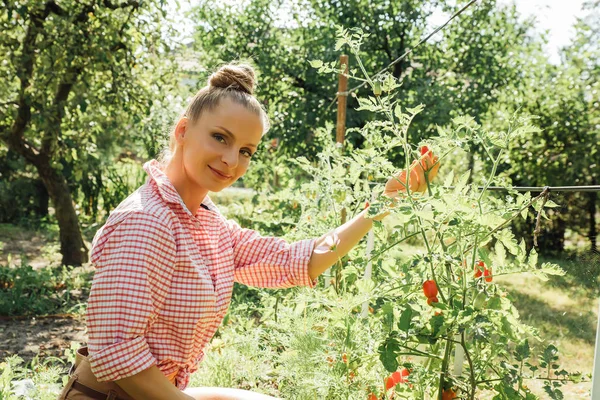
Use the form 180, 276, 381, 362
115, 365, 194, 400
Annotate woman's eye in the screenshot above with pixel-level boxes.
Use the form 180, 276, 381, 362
213, 134, 226, 143
241, 149, 253, 158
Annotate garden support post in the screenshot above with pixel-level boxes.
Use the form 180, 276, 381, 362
592, 299, 600, 399
336, 54, 349, 225
336, 54, 348, 146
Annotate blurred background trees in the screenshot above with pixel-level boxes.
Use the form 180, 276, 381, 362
0, 0, 597, 262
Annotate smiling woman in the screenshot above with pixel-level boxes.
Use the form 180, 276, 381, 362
57, 62, 440, 400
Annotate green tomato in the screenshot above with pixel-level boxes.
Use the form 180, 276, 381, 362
473, 292, 487, 310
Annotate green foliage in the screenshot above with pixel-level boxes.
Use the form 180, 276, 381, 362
0, 0, 181, 228
0, 355, 67, 400
0, 261, 91, 316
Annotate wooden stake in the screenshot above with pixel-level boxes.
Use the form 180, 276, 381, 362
336, 55, 349, 145
336, 54, 349, 226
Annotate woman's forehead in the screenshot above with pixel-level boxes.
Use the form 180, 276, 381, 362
201, 99, 263, 143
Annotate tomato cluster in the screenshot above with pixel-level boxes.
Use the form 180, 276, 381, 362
473, 260, 493, 282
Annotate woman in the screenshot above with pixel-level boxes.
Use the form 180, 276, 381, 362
58, 63, 439, 400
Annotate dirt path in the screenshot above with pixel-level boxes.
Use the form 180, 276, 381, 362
0, 316, 88, 364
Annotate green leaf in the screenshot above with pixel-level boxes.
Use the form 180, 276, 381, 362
394, 104, 403, 120
405, 104, 425, 116
532, 262, 566, 281
308, 60, 323, 68
495, 229, 519, 255
454, 171, 471, 195
494, 240, 507, 267
398, 306, 413, 332
514, 339, 530, 361
527, 248, 538, 269
378, 336, 400, 372
544, 199, 560, 208
443, 170, 455, 188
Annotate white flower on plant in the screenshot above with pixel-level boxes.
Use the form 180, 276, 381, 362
314, 232, 340, 254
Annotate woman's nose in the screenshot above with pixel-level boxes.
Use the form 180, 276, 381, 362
221, 148, 239, 169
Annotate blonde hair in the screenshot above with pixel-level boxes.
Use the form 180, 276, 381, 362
159, 62, 270, 166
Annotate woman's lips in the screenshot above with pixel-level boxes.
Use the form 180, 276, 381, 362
209, 166, 232, 180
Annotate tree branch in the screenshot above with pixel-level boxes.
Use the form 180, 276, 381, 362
41, 65, 83, 156
4, 5, 54, 164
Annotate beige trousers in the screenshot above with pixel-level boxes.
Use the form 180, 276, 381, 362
57, 347, 134, 400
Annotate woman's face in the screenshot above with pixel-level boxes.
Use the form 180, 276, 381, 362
178, 97, 264, 193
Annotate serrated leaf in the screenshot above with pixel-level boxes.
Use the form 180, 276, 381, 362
405, 104, 425, 115
478, 213, 505, 228
454, 171, 471, 195
527, 248, 538, 268
514, 339, 530, 361
495, 229, 520, 255
494, 241, 507, 267
539, 262, 566, 276
443, 170, 455, 188
517, 239, 527, 263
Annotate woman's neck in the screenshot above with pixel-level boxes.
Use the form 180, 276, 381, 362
163, 153, 208, 215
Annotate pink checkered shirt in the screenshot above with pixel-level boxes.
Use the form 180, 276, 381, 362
86, 160, 316, 389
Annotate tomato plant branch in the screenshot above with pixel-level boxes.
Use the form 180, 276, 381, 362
460, 190, 549, 256
367, 231, 421, 263
461, 332, 476, 400
437, 338, 453, 400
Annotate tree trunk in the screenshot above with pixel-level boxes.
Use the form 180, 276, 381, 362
35, 179, 49, 217
37, 161, 88, 266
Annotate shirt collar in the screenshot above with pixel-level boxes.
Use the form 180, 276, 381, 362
143, 159, 218, 214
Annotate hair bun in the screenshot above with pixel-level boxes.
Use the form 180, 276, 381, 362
208, 64, 256, 95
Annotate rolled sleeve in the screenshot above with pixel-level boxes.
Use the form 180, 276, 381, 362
226, 219, 317, 289
87, 212, 176, 382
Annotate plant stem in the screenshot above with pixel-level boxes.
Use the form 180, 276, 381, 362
461, 332, 476, 400
438, 338, 453, 400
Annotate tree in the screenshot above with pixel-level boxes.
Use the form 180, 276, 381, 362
497, 3, 600, 253
0, 0, 174, 265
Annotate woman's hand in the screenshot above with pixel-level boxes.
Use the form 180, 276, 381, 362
384, 146, 440, 196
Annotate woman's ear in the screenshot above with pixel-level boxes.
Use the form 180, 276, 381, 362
174, 117, 189, 145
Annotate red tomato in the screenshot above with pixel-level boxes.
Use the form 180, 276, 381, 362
427, 296, 439, 306
391, 368, 410, 384
342, 353, 348, 363
484, 267, 493, 282
420, 145, 430, 156
474, 260, 485, 278
367, 393, 378, 400
385, 376, 395, 390
422, 280, 438, 298
442, 389, 457, 399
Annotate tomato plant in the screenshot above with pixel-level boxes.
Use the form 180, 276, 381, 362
298, 27, 579, 400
